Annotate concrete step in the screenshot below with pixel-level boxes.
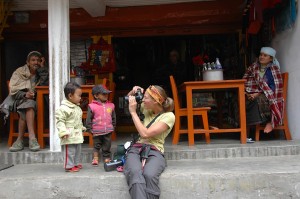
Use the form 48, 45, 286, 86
1, 140, 300, 165
1, 155, 300, 199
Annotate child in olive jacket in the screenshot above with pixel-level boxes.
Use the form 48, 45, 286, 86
55, 82, 86, 172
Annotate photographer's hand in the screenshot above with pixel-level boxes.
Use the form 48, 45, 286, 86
132, 86, 144, 94
128, 96, 137, 114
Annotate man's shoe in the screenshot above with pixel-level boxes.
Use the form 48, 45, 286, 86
29, 138, 40, 151
9, 140, 24, 152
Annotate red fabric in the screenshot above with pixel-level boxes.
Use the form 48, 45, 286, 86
243, 62, 283, 127
254, 0, 263, 22
247, 0, 263, 34
248, 20, 262, 34
262, 0, 282, 9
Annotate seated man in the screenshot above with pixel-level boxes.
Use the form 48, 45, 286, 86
154, 49, 187, 96
3, 51, 47, 152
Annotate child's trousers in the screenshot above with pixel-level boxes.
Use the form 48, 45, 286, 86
62, 144, 82, 169
93, 133, 112, 159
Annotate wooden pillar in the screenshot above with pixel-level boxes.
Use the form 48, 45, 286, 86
48, 0, 70, 152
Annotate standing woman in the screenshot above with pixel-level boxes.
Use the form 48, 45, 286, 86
243, 47, 283, 137
124, 85, 175, 199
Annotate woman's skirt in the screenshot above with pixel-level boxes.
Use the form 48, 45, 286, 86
246, 94, 271, 125
13, 98, 37, 120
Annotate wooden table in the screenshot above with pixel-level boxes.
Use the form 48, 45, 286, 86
36, 85, 94, 148
179, 79, 247, 145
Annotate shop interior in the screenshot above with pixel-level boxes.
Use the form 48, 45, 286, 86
0, 0, 296, 142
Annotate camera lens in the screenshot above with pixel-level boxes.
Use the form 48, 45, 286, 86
124, 96, 129, 103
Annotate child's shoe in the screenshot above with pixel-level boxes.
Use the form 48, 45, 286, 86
75, 164, 83, 169
92, 157, 99, 166
65, 166, 79, 172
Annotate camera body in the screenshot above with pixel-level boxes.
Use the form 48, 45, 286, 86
124, 88, 144, 104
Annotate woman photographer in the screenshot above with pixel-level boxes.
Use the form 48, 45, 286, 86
124, 85, 175, 199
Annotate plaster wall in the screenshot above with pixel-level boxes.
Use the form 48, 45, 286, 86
272, 2, 300, 139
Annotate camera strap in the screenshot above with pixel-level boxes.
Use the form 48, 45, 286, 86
146, 113, 162, 128
127, 113, 162, 153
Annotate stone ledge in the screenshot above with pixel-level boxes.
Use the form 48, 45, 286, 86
1, 140, 300, 165
1, 155, 300, 198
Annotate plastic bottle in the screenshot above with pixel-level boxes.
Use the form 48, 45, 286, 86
70, 65, 76, 76
211, 62, 215, 70
215, 58, 222, 69
207, 63, 212, 70
203, 63, 207, 71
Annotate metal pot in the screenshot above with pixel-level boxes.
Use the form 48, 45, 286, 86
70, 76, 86, 85
202, 69, 223, 81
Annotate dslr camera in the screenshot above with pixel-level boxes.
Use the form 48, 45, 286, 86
124, 88, 144, 104
124, 88, 145, 121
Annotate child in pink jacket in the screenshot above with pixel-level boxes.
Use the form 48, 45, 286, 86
86, 85, 116, 166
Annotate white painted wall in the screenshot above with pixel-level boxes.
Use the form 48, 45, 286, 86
272, 2, 300, 139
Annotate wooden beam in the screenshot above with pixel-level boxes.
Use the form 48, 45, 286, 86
74, 0, 106, 17
3, 1, 244, 40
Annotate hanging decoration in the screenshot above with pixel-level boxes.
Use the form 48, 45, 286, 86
81, 35, 116, 74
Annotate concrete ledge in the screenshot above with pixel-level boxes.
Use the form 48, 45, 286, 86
1, 155, 300, 199
1, 140, 300, 165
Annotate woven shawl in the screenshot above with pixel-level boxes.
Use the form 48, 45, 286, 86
243, 62, 283, 127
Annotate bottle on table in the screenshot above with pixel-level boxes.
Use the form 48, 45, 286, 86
211, 62, 215, 69
215, 58, 222, 69
207, 63, 212, 70
203, 63, 207, 71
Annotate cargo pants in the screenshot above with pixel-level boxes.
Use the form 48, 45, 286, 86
124, 146, 166, 199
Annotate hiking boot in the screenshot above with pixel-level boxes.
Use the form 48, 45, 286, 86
29, 138, 40, 151
9, 139, 24, 152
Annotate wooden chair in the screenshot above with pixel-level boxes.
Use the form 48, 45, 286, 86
255, 72, 292, 141
6, 81, 36, 146
170, 76, 211, 144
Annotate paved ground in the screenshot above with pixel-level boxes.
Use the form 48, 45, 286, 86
1, 155, 300, 198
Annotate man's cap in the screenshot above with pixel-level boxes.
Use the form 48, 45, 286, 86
92, 85, 112, 95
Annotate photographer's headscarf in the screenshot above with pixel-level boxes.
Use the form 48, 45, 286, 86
260, 47, 280, 68
146, 85, 165, 105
